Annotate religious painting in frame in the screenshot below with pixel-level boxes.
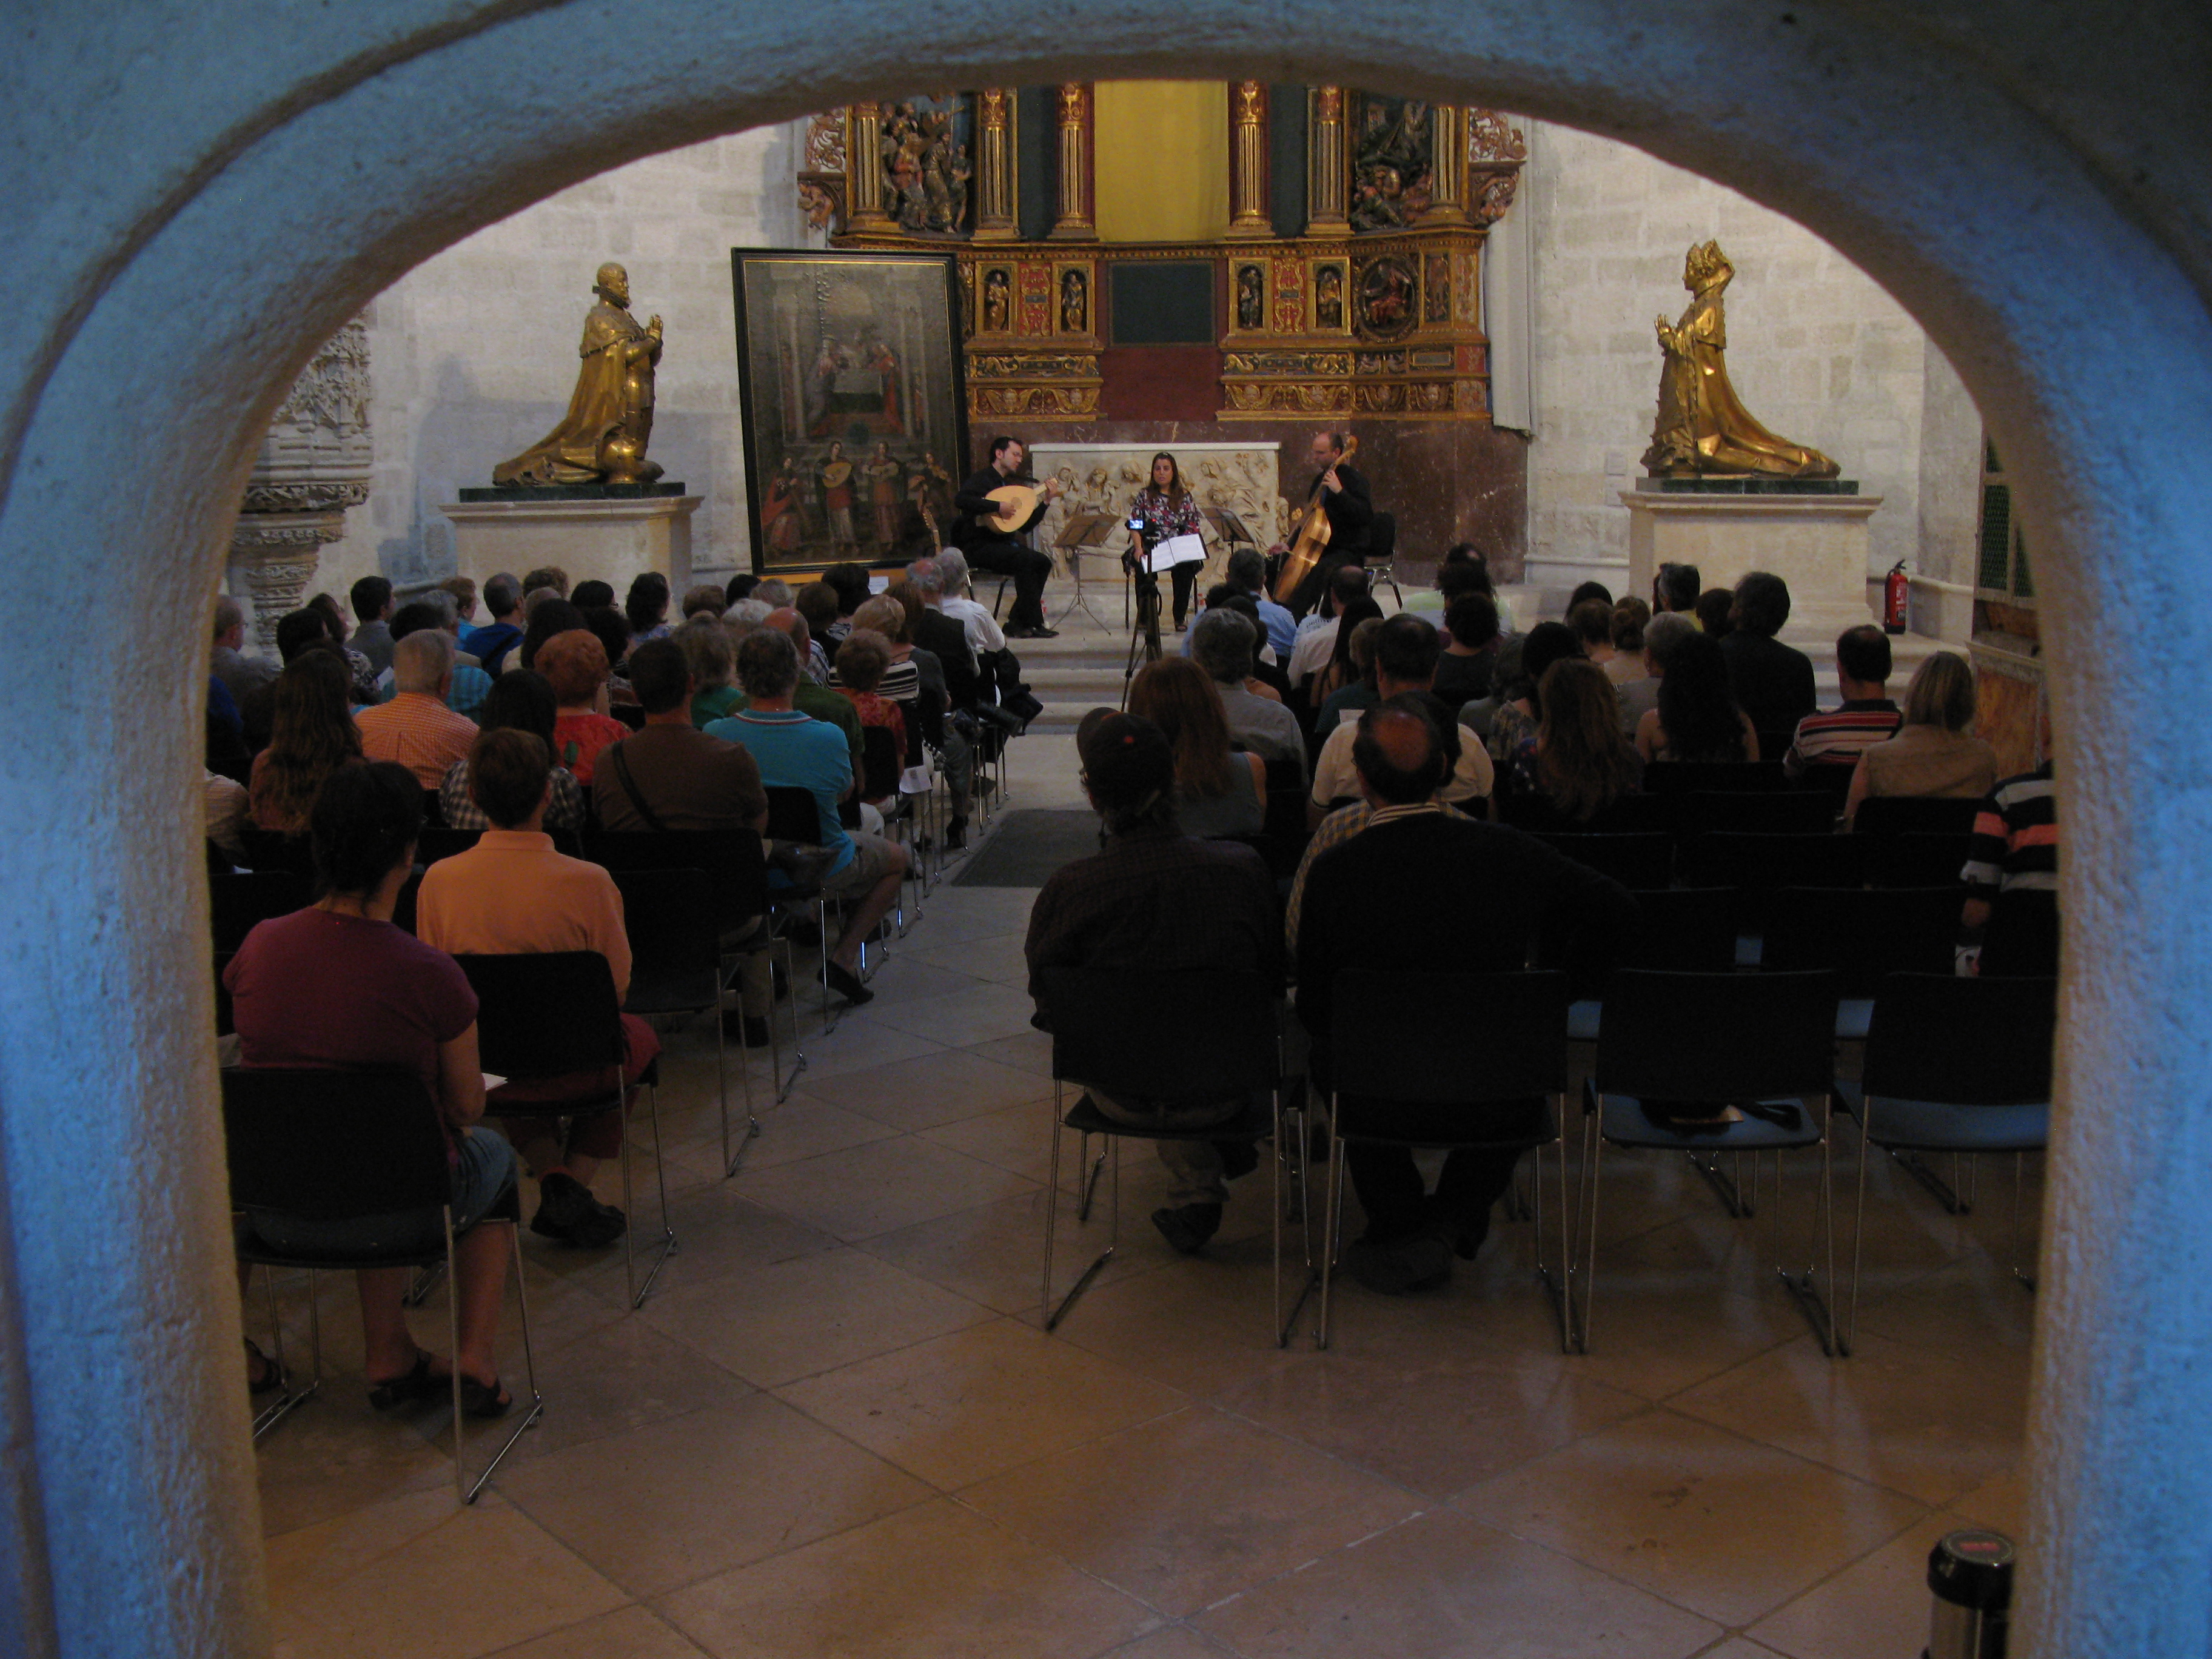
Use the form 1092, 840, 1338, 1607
730, 249, 970, 574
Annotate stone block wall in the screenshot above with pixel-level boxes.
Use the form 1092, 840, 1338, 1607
1521, 120, 1982, 603
311, 123, 805, 603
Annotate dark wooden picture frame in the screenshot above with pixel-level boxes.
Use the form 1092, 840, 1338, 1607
730, 249, 971, 574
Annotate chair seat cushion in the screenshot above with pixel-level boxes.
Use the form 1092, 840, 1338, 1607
1837, 998, 1874, 1042
1567, 1000, 1601, 1043
1836, 1081, 2048, 1151
1590, 1087, 1825, 1150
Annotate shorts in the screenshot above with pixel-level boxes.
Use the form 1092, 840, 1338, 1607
823, 829, 904, 899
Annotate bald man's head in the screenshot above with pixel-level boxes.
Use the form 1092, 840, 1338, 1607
764, 606, 811, 654
1352, 698, 1447, 805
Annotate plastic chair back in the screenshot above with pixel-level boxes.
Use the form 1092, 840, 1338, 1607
609, 868, 719, 1011
452, 952, 624, 1081
1678, 790, 1838, 837
209, 870, 311, 953
764, 785, 825, 848
1862, 973, 2055, 1105
1868, 831, 1972, 889
1643, 760, 1783, 795
860, 723, 905, 800
1537, 831, 1674, 891
1679, 831, 1868, 893
1854, 796, 1982, 839
1329, 970, 1569, 1104
221, 1067, 449, 1219
586, 828, 769, 936
1594, 970, 1839, 1101
1761, 886, 1957, 992
1036, 969, 1277, 1106
1980, 890, 2060, 977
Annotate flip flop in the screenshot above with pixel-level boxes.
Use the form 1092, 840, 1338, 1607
366, 1350, 435, 1410
245, 1337, 286, 1396
454, 1374, 513, 1419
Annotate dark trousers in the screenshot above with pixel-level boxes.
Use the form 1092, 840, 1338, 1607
1133, 561, 1198, 627
967, 538, 1053, 628
1339, 1096, 1546, 1244
1287, 549, 1366, 620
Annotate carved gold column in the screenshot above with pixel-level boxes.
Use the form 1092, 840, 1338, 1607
1421, 103, 1469, 225
845, 101, 894, 231
1226, 81, 1272, 240
1307, 85, 1349, 232
973, 88, 1018, 241
1048, 82, 1094, 241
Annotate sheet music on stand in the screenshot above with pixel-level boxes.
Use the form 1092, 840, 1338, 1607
1202, 508, 1259, 550
1143, 534, 1206, 575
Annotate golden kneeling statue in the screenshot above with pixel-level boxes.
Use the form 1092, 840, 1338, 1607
494, 261, 664, 488
1643, 240, 1838, 480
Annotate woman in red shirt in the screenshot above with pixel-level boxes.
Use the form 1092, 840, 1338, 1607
537, 629, 629, 786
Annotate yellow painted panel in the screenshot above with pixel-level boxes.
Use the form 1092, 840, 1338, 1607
1093, 81, 1230, 243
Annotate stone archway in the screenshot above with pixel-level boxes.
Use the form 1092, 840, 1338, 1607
5, 8, 2209, 1656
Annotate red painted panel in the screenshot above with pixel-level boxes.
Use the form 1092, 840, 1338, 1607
1098, 345, 1222, 421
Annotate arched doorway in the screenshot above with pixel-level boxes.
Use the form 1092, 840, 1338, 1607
5, 10, 2209, 1657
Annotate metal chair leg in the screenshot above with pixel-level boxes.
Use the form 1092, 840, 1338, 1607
1044, 1105, 1119, 1332
249, 1264, 320, 1441
1074, 1131, 1107, 1223
457, 1216, 546, 1504
1316, 1104, 1347, 1351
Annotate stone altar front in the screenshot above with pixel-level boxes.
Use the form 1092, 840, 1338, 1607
1620, 482, 1882, 650
1026, 441, 1287, 590
438, 491, 702, 600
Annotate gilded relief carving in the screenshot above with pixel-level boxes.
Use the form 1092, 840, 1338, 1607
1227, 351, 1353, 376
1350, 95, 1433, 232
1354, 254, 1419, 341
1466, 109, 1528, 164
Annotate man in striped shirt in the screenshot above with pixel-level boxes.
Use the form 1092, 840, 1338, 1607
1783, 625, 1902, 778
1963, 758, 2059, 974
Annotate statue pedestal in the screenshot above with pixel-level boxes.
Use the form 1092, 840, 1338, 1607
1620, 483, 1882, 649
438, 492, 702, 601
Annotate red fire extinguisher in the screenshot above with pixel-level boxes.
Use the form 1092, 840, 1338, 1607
1882, 560, 1909, 635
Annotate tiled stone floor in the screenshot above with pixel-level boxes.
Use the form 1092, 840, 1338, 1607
249, 718, 2037, 1659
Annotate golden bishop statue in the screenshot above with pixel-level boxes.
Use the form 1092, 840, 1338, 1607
494, 262, 664, 488
1642, 240, 1838, 479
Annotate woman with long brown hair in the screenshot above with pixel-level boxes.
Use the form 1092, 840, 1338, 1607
1126, 655, 1266, 839
249, 650, 363, 836
1506, 656, 1643, 826
1127, 451, 1207, 632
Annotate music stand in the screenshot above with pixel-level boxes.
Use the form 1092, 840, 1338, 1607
1203, 508, 1259, 554
1050, 512, 1130, 633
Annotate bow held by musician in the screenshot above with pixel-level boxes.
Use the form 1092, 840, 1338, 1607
952, 435, 1065, 640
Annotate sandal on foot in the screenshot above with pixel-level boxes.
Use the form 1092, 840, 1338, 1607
245, 1337, 286, 1396
366, 1350, 435, 1410
455, 1374, 513, 1419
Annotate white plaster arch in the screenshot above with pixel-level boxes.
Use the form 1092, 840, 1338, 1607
4, 6, 2210, 1655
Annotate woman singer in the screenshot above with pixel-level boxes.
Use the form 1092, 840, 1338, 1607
1125, 452, 1207, 634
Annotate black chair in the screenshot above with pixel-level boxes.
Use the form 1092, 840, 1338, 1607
609, 702, 647, 731
1868, 831, 1973, 890
860, 722, 924, 931
1583, 793, 1678, 834
1578, 969, 1846, 1355
1537, 886, 1740, 1041
1760, 885, 1960, 1037
1036, 970, 1301, 1342
1853, 796, 1983, 839
1319, 971, 1574, 1351
454, 951, 674, 1309
1258, 755, 1313, 880
587, 827, 802, 1103
1677, 834, 1870, 936
762, 784, 848, 1028
1980, 890, 2060, 978
1536, 831, 1674, 891
235, 825, 317, 877
221, 1067, 543, 1500
1838, 974, 2056, 1337
416, 827, 483, 866
1643, 760, 1785, 795
209, 870, 310, 953
610, 867, 758, 1176
1677, 790, 1838, 837
420, 787, 448, 828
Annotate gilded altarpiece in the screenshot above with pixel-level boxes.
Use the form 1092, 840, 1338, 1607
797, 93, 1523, 431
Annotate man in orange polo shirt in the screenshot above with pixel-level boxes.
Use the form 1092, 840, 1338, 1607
357, 629, 478, 788
417, 728, 660, 1247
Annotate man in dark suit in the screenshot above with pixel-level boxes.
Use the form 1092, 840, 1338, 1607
1720, 571, 1818, 744
1296, 697, 1634, 1293
953, 435, 1064, 638
1277, 430, 1375, 619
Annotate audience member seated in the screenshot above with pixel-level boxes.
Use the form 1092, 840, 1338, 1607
1784, 623, 1902, 780
1720, 571, 1817, 737
1127, 657, 1267, 840
438, 670, 588, 836
204, 766, 250, 865
1606, 599, 1652, 686
1309, 602, 1385, 722
1296, 700, 1634, 1293
518, 597, 586, 674
418, 729, 661, 1248
307, 591, 381, 704
905, 557, 984, 708
1432, 592, 1502, 709
522, 565, 571, 600
679, 615, 742, 728
1568, 598, 1620, 679
1194, 609, 1306, 781
571, 579, 615, 612
749, 604, 867, 787
1845, 649, 1998, 822
888, 570, 982, 846
1436, 542, 1515, 635
794, 584, 843, 681
248, 652, 362, 837
348, 575, 396, 676
1285, 563, 1372, 695
1566, 580, 1613, 614
1636, 629, 1759, 763
1962, 720, 2058, 975
240, 609, 340, 753
1025, 710, 1281, 1254
355, 629, 478, 787
211, 596, 275, 706
1504, 657, 1643, 826
581, 605, 637, 706
392, 595, 492, 718
819, 562, 871, 648
1214, 595, 1296, 702
722, 572, 760, 611
463, 574, 526, 675
207, 669, 252, 785
753, 578, 794, 610
625, 572, 672, 645
707, 631, 910, 1008
1695, 589, 1736, 640
1310, 615, 1495, 822
831, 630, 909, 808
1224, 547, 1298, 660
537, 629, 628, 786
1653, 560, 1700, 620
1484, 620, 1585, 764
224, 761, 517, 1415
1615, 610, 1691, 740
